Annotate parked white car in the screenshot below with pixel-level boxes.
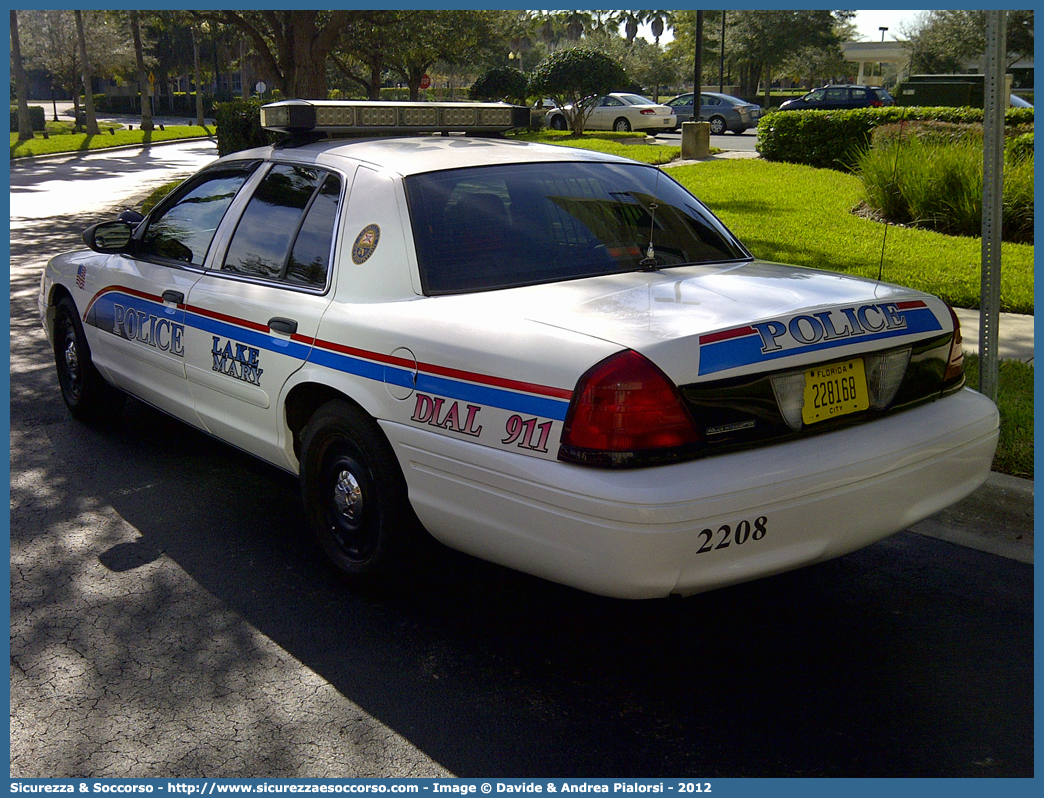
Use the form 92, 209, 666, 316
545, 92, 677, 133
40, 100, 998, 599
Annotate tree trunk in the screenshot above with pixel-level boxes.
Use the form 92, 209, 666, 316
192, 28, 204, 125
368, 55, 383, 100
240, 38, 250, 100
290, 28, 328, 98
10, 10, 34, 142
130, 11, 153, 131
75, 10, 100, 135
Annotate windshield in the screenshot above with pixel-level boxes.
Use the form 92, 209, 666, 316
405, 161, 749, 295
619, 94, 655, 105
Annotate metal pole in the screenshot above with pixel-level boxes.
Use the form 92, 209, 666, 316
719, 11, 726, 93
979, 11, 1006, 402
694, 11, 703, 104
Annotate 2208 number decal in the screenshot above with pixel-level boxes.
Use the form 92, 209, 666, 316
697, 516, 768, 554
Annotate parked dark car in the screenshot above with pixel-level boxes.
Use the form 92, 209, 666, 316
666, 92, 762, 134
778, 85, 894, 111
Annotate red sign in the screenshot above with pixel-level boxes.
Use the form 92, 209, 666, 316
419, 74, 431, 90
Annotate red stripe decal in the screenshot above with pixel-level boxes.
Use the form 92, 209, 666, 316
85, 285, 166, 316
83, 287, 572, 402
311, 338, 574, 401
896, 300, 928, 310
700, 325, 756, 345
186, 304, 269, 333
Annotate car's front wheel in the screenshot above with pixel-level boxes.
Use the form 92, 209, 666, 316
613, 117, 632, 132
299, 399, 415, 581
709, 116, 727, 135
548, 114, 567, 131
53, 296, 124, 420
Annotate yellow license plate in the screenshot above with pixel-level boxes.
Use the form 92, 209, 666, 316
802, 359, 869, 425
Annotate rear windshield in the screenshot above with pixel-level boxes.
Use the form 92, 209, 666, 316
405, 161, 749, 295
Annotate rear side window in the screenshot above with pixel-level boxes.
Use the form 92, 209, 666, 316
406, 161, 748, 295
222, 163, 342, 288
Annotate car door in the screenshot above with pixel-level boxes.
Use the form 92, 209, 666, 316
849, 87, 871, 108
182, 161, 347, 466
823, 87, 849, 108
589, 96, 622, 130
84, 161, 260, 424
698, 94, 720, 121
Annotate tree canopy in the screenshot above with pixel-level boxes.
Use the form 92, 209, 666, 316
904, 10, 1035, 73
528, 47, 628, 135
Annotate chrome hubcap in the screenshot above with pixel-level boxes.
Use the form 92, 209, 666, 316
63, 337, 79, 380
333, 469, 363, 522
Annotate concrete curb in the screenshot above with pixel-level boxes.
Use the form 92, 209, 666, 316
10, 135, 216, 167
910, 471, 1034, 563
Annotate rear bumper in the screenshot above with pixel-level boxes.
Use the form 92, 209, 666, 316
384, 388, 998, 599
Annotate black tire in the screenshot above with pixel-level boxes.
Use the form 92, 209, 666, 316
549, 114, 567, 131
299, 399, 414, 581
53, 296, 123, 420
709, 116, 727, 135
613, 117, 632, 132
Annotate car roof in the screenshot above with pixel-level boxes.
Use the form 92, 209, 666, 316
231, 135, 633, 177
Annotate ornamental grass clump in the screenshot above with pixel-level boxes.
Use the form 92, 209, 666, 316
856, 134, 1034, 244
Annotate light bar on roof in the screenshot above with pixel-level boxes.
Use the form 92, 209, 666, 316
260, 99, 530, 136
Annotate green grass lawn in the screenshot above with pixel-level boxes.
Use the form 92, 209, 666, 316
963, 355, 1033, 478
10, 124, 215, 159
667, 159, 1034, 314
514, 130, 682, 164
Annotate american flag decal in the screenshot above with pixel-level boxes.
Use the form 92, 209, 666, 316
76, 264, 87, 290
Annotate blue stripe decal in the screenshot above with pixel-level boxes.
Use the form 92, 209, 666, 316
91, 290, 570, 421
699, 308, 943, 375
186, 310, 314, 362
415, 373, 569, 421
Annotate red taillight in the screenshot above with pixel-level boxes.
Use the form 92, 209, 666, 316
639, 108, 656, 115
559, 350, 700, 466
871, 101, 883, 108
945, 305, 965, 383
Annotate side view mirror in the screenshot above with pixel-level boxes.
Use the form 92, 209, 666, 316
82, 220, 134, 253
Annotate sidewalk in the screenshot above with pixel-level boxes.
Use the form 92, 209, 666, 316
917, 309, 1034, 562
954, 308, 1034, 365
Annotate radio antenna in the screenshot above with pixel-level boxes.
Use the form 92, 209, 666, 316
639, 167, 663, 271
878, 108, 907, 282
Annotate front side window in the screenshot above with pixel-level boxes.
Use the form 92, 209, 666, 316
407, 162, 749, 295
139, 162, 257, 266
222, 163, 342, 288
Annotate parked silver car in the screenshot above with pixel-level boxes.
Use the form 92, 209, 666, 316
666, 92, 763, 134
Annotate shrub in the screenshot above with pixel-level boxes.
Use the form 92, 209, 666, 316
469, 66, 529, 105
10, 105, 44, 132
758, 105, 1034, 170
856, 137, 1033, 244
214, 98, 279, 156
528, 48, 627, 135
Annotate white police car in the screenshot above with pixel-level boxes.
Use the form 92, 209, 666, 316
39, 99, 999, 599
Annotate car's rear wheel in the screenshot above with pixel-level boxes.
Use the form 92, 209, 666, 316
299, 399, 414, 581
549, 114, 567, 131
613, 117, 632, 132
53, 296, 124, 420
709, 116, 727, 135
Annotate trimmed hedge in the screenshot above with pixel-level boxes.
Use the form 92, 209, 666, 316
757, 105, 1035, 170
214, 98, 280, 156
10, 105, 45, 132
